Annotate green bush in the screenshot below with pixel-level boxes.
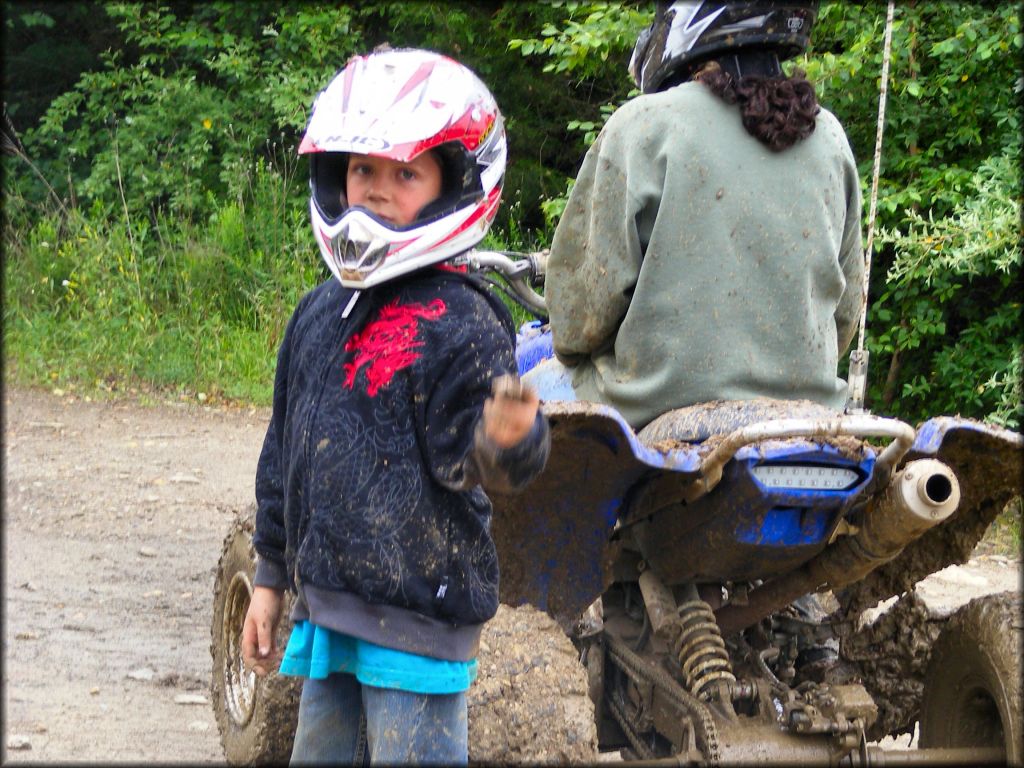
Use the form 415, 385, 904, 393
26, 3, 358, 224
3, 149, 322, 403
873, 139, 1022, 428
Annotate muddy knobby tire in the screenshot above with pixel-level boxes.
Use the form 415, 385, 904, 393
469, 604, 598, 765
919, 591, 1022, 766
210, 510, 301, 765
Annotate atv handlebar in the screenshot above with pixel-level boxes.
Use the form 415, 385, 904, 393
463, 250, 548, 318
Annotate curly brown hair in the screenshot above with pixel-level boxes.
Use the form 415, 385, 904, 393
694, 61, 820, 152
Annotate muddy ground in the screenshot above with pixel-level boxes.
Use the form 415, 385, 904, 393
3, 386, 1021, 763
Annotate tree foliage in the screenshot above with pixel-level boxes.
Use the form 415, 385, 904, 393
8, 1, 592, 232
26, 3, 361, 222
3, 2, 1021, 426
800, 3, 1022, 427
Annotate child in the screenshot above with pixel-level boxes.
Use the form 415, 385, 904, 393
241, 48, 550, 765
536, 0, 864, 430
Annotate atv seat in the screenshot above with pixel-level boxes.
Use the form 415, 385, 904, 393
639, 398, 841, 445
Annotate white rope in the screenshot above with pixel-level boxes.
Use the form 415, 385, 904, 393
847, 0, 896, 413
857, 0, 896, 354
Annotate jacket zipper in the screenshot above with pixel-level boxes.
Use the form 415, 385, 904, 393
302, 287, 363, 468
296, 287, 365, 579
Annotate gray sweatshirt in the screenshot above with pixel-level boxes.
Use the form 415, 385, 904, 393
546, 81, 864, 429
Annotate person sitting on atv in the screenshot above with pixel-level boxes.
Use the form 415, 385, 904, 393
530, 0, 864, 431
241, 48, 550, 765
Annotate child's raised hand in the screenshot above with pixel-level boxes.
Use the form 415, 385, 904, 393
241, 586, 284, 677
483, 374, 540, 449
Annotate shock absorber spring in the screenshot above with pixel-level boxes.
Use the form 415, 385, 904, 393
675, 599, 736, 701
638, 571, 737, 702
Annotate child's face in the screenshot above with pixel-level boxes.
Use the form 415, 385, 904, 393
346, 152, 443, 227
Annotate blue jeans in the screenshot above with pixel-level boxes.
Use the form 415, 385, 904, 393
289, 673, 468, 766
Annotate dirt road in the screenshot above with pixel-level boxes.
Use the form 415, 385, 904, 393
4, 387, 267, 762
3, 386, 1021, 762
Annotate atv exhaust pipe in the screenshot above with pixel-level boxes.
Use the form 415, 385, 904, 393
813, 457, 961, 587
715, 459, 960, 636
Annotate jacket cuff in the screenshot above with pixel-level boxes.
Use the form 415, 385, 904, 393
491, 411, 549, 463
254, 556, 290, 591
471, 411, 551, 493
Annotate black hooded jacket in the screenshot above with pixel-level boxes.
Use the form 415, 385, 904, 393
252, 268, 549, 662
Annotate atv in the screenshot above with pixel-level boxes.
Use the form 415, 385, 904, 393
211, 251, 1022, 765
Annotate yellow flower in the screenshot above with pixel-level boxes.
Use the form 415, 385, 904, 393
202, 118, 212, 130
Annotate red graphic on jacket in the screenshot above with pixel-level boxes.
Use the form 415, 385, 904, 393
343, 299, 447, 396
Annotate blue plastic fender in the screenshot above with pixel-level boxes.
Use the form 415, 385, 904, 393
500, 325, 1024, 625
488, 401, 704, 627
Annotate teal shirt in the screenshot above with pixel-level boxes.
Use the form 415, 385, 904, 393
279, 620, 478, 694
546, 82, 864, 429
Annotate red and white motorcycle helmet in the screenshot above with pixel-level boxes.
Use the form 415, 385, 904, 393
298, 48, 507, 289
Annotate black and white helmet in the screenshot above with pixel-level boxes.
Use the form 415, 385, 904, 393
629, 1, 818, 94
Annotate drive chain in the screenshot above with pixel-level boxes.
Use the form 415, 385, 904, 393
606, 633, 722, 765
606, 688, 657, 761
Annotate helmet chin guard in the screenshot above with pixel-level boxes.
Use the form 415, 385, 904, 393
330, 217, 390, 285
299, 48, 506, 289
313, 192, 500, 289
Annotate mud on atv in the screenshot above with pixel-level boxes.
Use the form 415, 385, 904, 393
210, 417, 1022, 766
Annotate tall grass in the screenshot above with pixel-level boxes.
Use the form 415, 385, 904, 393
3, 151, 324, 404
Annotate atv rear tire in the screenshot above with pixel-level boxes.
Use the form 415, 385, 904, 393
210, 510, 301, 765
919, 591, 1022, 765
